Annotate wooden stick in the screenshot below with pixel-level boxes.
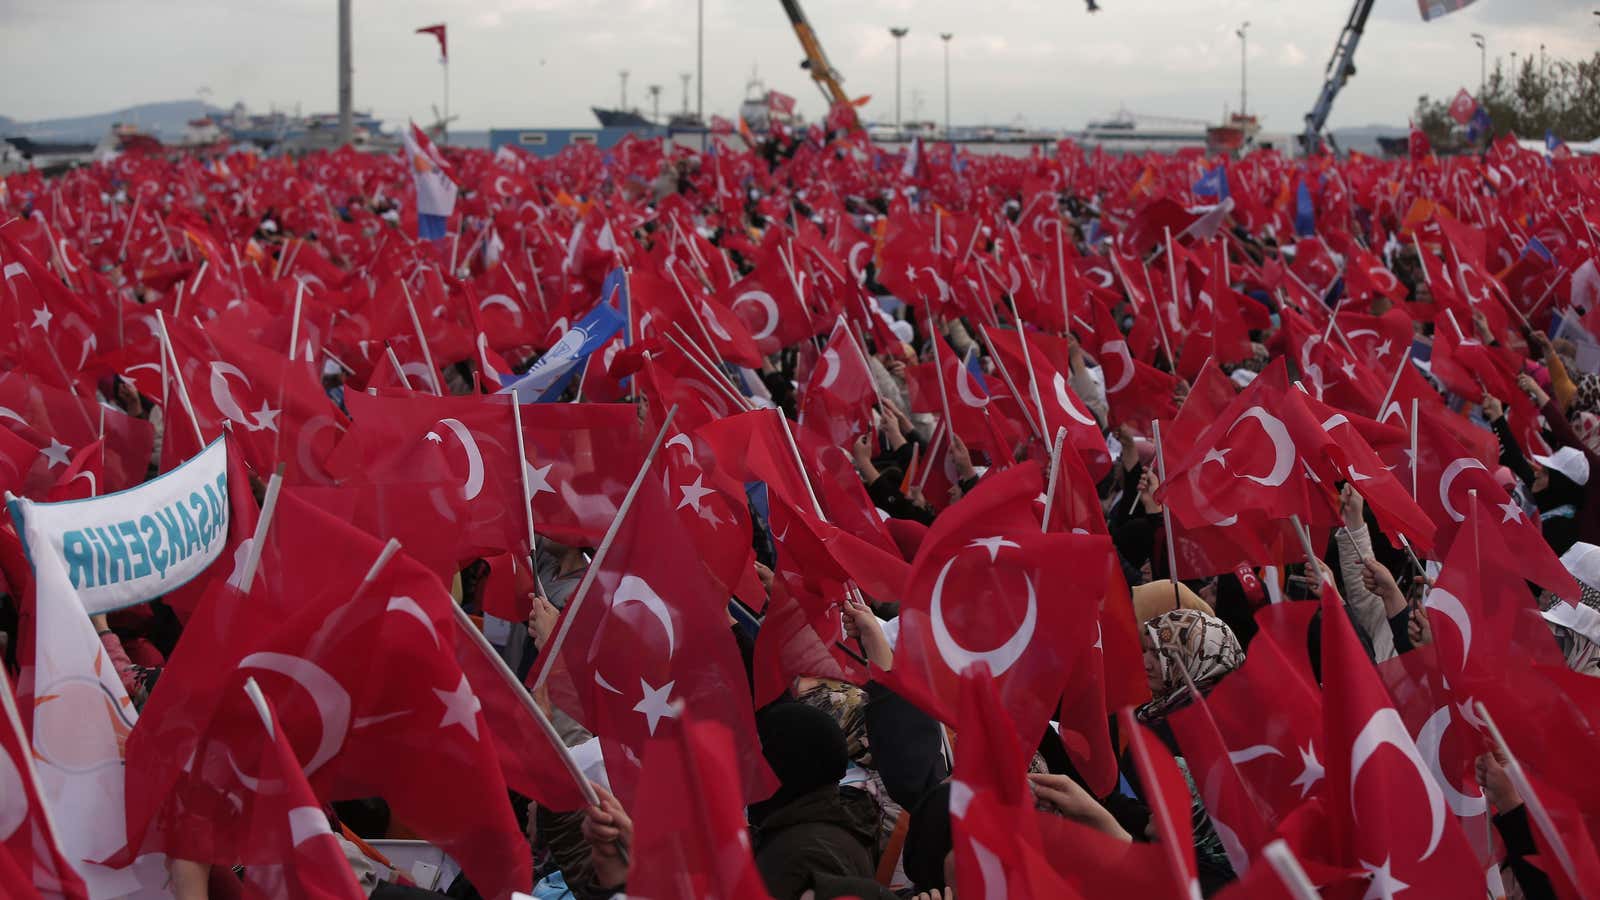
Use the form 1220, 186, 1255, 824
236, 468, 284, 593
448, 599, 599, 807
776, 409, 826, 518
400, 279, 443, 396
1261, 840, 1322, 900
156, 310, 206, 448
976, 324, 1044, 442
1152, 420, 1182, 585
529, 408, 678, 692
1040, 427, 1068, 531
1475, 701, 1581, 890
510, 398, 549, 598
287, 280, 306, 362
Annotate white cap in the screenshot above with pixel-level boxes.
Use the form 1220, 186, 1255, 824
1559, 542, 1600, 592
1533, 445, 1591, 487
1230, 368, 1257, 388
890, 320, 914, 345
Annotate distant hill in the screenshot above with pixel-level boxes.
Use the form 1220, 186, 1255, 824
0, 100, 226, 143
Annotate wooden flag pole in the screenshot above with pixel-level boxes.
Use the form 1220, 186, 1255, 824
399, 279, 443, 396
1475, 701, 1581, 890
1040, 427, 1068, 531
529, 407, 678, 692
155, 310, 206, 449
1261, 840, 1322, 900
287, 280, 307, 362
447, 600, 600, 807
510, 397, 550, 599
976, 324, 1045, 442
1152, 420, 1182, 587
235, 467, 285, 593
383, 343, 415, 392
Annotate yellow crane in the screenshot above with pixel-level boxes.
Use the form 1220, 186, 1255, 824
777, 0, 861, 132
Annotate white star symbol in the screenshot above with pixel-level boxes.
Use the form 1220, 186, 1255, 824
1375, 340, 1394, 359
39, 437, 72, 469
30, 307, 52, 331
1340, 361, 1359, 381
250, 402, 280, 432
1034, 492, 1049, 506
1498, 500, 1524, 524
905, 265, 918, 283
1203, 447, 1231, 468
525, 460, 555, 496
1290, 742, 1325, 798
1360, 856, 1410, 900
967, 536, 1021, 562
432, 675, 482, 741
1347, 466, 1372, 482
676, 475, 716, 513
424, 431, 443, 444
633, 678, 678, 735
697, 503, 725, 528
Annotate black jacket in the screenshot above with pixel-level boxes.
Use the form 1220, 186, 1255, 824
752, 786, 880, 900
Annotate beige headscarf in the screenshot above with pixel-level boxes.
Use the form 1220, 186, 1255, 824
1136, 608, 1244, 722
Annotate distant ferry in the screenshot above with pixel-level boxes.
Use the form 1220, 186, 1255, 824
1081, 109, 1263, 155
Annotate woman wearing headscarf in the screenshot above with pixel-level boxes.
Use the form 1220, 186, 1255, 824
1135, 607, 1247, 894
1520, 374, 1600, 552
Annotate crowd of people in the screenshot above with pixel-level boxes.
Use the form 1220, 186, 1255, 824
1, 114, 1599, 900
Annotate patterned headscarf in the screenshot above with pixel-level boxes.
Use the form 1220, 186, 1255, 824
1571, 373, 1600, 419
1137, 608, 1245, 722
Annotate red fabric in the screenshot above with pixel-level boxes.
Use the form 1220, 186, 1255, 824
0, 669, 88, 899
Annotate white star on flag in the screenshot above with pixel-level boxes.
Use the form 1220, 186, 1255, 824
40, 437, 72, 469
966, 536, 1020, 562
1290, 741, 1325, 798
1359, 856, 1409, 900
251, 402, 281, 432
432, 675, 482, 741
633, 678, 678, 734
31, 307, 52, 331
676, 475, 716, 513
1498, 499, 1524, 523
525, 460, 555, 497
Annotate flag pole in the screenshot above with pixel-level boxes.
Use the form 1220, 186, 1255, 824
509, 397, 550, 599
156, 310, 206, 449
924, 310, 957, 437
1151, 420, 1182, 586
662, 331, 754, 411
287, 279, 306, 362
383, 343, 415, 392
400, 279, 443, 395
1040, 427, 1068, 531
1261, 840, 1321, 900
1409, 397, 1419, 499
529, 407, 679, 692
1003, 296, 1054, 439
1474, 701, 1581, 890
447, 599, 600, 807
776, 409, 826, 518
236, 466, 284, 593
976, 324, 1045, 442
1375, 351, 1408, 420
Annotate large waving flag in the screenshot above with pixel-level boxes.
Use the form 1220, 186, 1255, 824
403, 122, 457, 240
499, 300, 625, 403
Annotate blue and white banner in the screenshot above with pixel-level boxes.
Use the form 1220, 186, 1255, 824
7, 437, 230, 615
499, 301, 626, 403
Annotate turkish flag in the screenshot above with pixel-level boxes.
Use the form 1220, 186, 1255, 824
718, 253, 816, 354
697, 408, 815, 512
888, 461, 1111, 749
1317, 576, 1484, 899
985, 326, 1111, 480
535, 457, 776, 809
231, 686, 369, 900
949, 668, 1081, 899
799, 318, 878, 446
1120, 707, 1204, 898
625, 719, 772, 900
0, 370, 153, 494
125, 499, 537, 900
659, 423, 754, 596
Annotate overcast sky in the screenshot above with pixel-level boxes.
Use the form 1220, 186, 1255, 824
1, 0, 1594, 134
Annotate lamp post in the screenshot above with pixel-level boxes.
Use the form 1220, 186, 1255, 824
648, 84, 662, 123
1235, 21, 1250, 118
1472, 33, 1486, 97
619, 70, 629, 110
889, 26, 909, 138
940, 32, 953, 140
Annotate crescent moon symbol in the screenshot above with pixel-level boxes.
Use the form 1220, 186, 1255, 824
818, 349, 841, 390
1007, 264, 1022, 296
209, 362, 255, 427
1052, 372, 1098, 427
494, 175, 513, 197
1227, 744, 1285, 766
1371, 268, 1400, 295
401, 362, 441, 394
1417, 706, 1487, 818
1350, 707, 1446, 861
1227, 407, 1296, 487
0, 406, 26, 426
847, 242, 871, 282
614, 575, 677, 658
929, 553, 1037, 677
479, 293, 525, 328
954, 357, 990, 409
1423, 587, 1473, 669
665, 434, 694, 456
438, 418, 486, 501
237, 651, 352, 777
1102, 340, 1134, 393
1438, 458, 1487, 523
296, 415, 341, 484
700, 300, 732, 342
733, 291, 780, 341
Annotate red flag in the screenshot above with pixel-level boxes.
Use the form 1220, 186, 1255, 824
534, 453, 776, 809
888, 462, 1111, 747
415, 23, 447, 60
1447, 88, 1477, 125
1317, 575, 1485, 898
234, 682, 368, 900
986, 326, 1111, 480
626, 719, 773, 900
1120, 707, 1204, 897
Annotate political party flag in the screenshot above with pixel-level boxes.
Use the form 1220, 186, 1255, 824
13, 520, 167, 895
1193, 165, 1230, 201
499, 300, 625, 403
0, 664, 88, 899
403, 122, 456, 240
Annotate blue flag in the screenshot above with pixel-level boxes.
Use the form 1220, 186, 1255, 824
1525, 236, 1554, 264
1466, 106, 1492, 143
499, 301, 625, 403
1294, 177, 1317, 238
1193, 166, 1229, 201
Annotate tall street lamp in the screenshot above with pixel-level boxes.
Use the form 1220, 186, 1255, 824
1235, 21, 1250, 118
889, 26, 909, 137
940, 32, 953, 139
1472, 33, 1486, 97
